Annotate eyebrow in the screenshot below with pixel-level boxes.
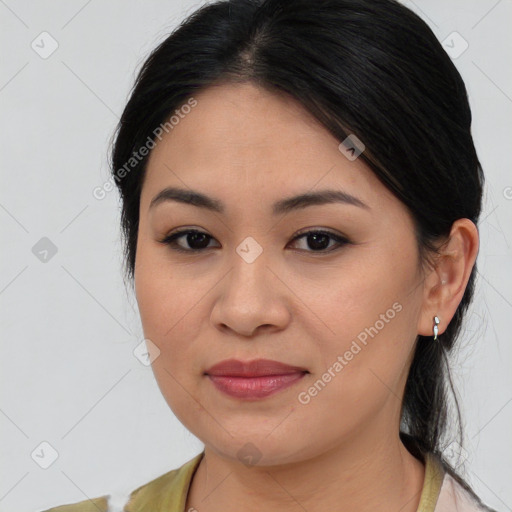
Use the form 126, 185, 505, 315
149, 186, 370, 215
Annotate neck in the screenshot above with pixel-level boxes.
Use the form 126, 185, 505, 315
185, 427, 425, 512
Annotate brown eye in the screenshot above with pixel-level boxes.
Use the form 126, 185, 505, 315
288, 230, 349, 253
158, 228, 350, 254
158, 229, 219, 253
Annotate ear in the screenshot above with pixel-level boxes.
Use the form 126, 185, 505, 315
417, 218, 479, 338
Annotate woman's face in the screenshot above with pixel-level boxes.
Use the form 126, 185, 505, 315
134, 82, 428, 465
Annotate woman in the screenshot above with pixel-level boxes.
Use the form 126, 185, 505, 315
41, 0, 497, 510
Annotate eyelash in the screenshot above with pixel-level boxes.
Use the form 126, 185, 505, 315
158, 228, 350, 254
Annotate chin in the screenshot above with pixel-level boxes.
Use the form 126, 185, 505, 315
199, 431, 317, 468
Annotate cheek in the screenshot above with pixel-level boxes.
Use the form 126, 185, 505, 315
134, 258, 205, 426
136, 272, 200, 368
307, 239, 421, 401
135, 235, 188, 335
295, 302, 418, 445
134, 244, 199, 380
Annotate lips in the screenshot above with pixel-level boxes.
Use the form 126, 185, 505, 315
205, 358, 308, 377
204, 359, 309, 400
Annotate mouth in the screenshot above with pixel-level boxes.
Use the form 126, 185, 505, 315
204, 359, 309, 400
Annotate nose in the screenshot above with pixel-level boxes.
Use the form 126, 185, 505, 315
210, 245, 291, 338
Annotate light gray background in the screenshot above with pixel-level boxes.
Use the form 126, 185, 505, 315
0, 1, 511, 511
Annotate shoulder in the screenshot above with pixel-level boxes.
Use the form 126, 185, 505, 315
37, 495, 110, 512
38, 452, 204, 512
435, 472, 497, 512
411, 445, 497, 512
37, 468, 184, 512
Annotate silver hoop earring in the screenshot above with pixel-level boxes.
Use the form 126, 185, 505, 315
433, 316, 440, 341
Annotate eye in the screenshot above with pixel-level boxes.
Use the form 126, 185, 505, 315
158, 229, 219, 253
158, 228, 350, 254
288, 229, 349, 253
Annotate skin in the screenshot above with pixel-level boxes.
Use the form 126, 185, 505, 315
134, 82, 479, 512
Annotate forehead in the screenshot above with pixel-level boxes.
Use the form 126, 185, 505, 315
151, 82, 338, 163
141, 82, 392, 214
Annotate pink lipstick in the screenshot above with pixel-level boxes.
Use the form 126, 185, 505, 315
205, 358, 308, 400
